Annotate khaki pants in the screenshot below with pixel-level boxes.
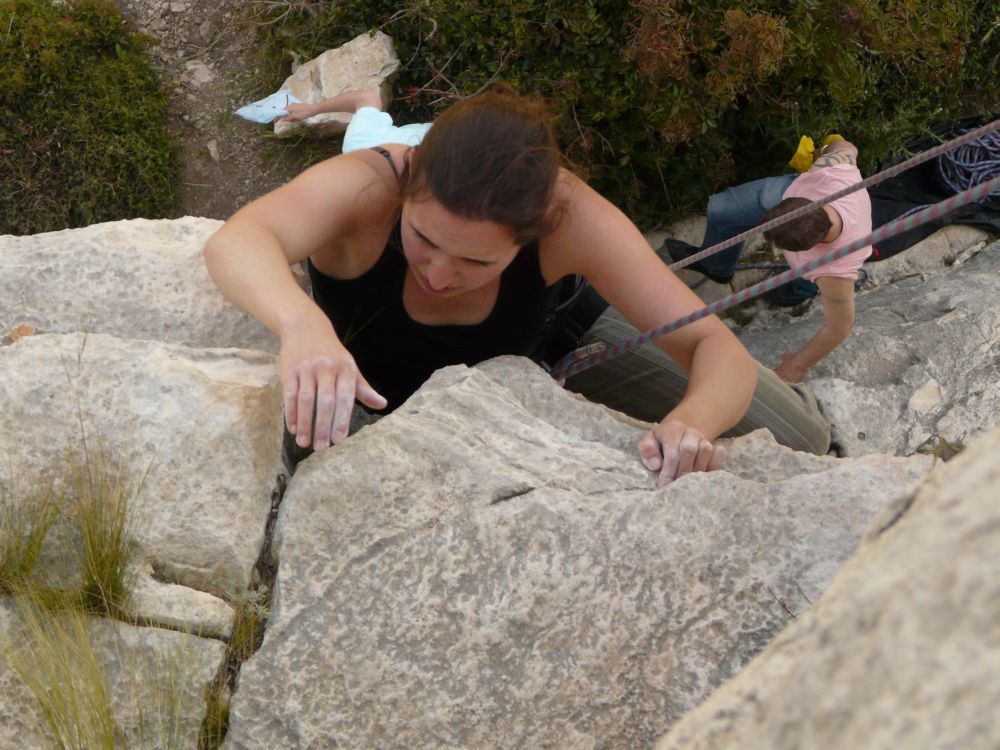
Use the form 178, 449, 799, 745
564, 308, 831, 455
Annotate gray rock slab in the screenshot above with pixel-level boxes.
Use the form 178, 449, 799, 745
274, 31, 400, 138
223, 357, 930, 749
131, 564, 235, 639
739, 240, 1000, 456
864, 224, 989, 286
0, 598, 225, 749
0, 333, 284, 607
0, 217, 306, 353
655, 425, 1000, 750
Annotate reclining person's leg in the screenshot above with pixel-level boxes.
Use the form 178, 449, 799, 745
563, 307, 831, 455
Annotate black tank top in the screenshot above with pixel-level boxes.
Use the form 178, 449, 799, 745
308, 151, 558, 410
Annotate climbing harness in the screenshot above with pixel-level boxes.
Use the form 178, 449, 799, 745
550, 173, 1000, 382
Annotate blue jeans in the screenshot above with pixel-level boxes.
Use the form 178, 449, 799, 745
700, 174, 797, 277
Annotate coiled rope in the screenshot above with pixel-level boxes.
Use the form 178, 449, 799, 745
937, 128, 1000, 195
551, 173, 1000, 382
892, 127, 1000, 223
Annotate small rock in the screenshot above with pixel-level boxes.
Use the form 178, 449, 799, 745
170, 1, 189, 11
207, 140, 220, 162
908, 378, 943, 414
184, 59, 216, 87
198, 20, 212, 41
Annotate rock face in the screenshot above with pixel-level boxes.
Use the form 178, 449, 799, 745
739, 240, 1000, 456
0, 216, 306, 353
3, 217, 993, 748
0, 333, 284, 618
864, 224, 989, 286
223, 358, 931, 750
654, 424, 1000, 750
0, 599, 225, 749
273, 31, 400, 138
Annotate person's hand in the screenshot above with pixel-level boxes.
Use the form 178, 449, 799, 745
276, 103, 315, 123
639, 419, 727, 488
774, 352, 808, 384
279, 321, 386, 451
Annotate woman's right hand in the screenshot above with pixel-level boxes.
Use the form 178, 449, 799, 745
279, 317, 387, 451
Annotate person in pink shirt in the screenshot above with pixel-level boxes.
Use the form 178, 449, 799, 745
664, 138, 871, 384
761, 139, 871, 382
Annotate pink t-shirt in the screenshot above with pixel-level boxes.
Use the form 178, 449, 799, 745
781, 164, 872, 282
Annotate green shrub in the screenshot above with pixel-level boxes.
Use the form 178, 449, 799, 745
259, 0, 997, 228
0, 0, 178, 235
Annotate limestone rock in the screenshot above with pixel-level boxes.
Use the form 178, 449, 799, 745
865, 224, 989, 286
0, 598, 225, 749
0, 333, 284, 608
183, 58, 216, 87
223, 357, 930, 749
131, 564, 235, 639
655, 425, 1000, 750
0, 217, 306, 354
274, 31, 400, 138
739, 240, 1000, 456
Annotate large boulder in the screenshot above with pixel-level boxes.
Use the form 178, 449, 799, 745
739, 240, 1000, 456
655, 424, 1000, 750
0, 217, 305, 353
273, 31, 400, 139
0, 332, 284, 633
0, 598, 225, 749
223, 357, 930, 749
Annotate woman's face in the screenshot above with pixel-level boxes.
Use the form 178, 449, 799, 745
400, 197, 521, 297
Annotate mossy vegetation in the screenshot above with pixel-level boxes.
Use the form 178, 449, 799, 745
0, 0, 179, 235
4, 592, 194, 750
198, 585, 272, 748
258, 0, 997, 228
6, 594, 120, 749
71, 451, 144, 619
0, 447, 144, 618
0, 487, 59, 592
0, 446, 197, 749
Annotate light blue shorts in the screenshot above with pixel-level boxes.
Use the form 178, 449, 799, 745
342, 107, 432, 153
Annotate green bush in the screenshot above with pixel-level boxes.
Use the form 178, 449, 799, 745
0, 0, 178, 235
261, 0, 997, 228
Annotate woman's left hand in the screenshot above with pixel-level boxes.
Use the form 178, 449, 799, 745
639, 419, 727, 488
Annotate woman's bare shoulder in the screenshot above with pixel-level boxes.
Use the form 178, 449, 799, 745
221, 149, 401, 267
539, 169, 635, 280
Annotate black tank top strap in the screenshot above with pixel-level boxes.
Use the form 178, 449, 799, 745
369, 146, 400, 180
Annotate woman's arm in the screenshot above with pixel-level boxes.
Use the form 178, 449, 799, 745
541, 174, 757, 486
203, 152, 394, 448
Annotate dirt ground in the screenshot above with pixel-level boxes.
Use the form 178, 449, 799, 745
112, 0, 315, 221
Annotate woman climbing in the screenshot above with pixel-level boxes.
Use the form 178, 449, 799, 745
204, 85, 828, 486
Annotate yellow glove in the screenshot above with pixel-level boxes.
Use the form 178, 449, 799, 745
822, 133, 844, 146
788, 135, 815, 173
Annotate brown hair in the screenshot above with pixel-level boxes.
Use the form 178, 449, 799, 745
762, 197, 832, 251
399, 84, 564, 245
